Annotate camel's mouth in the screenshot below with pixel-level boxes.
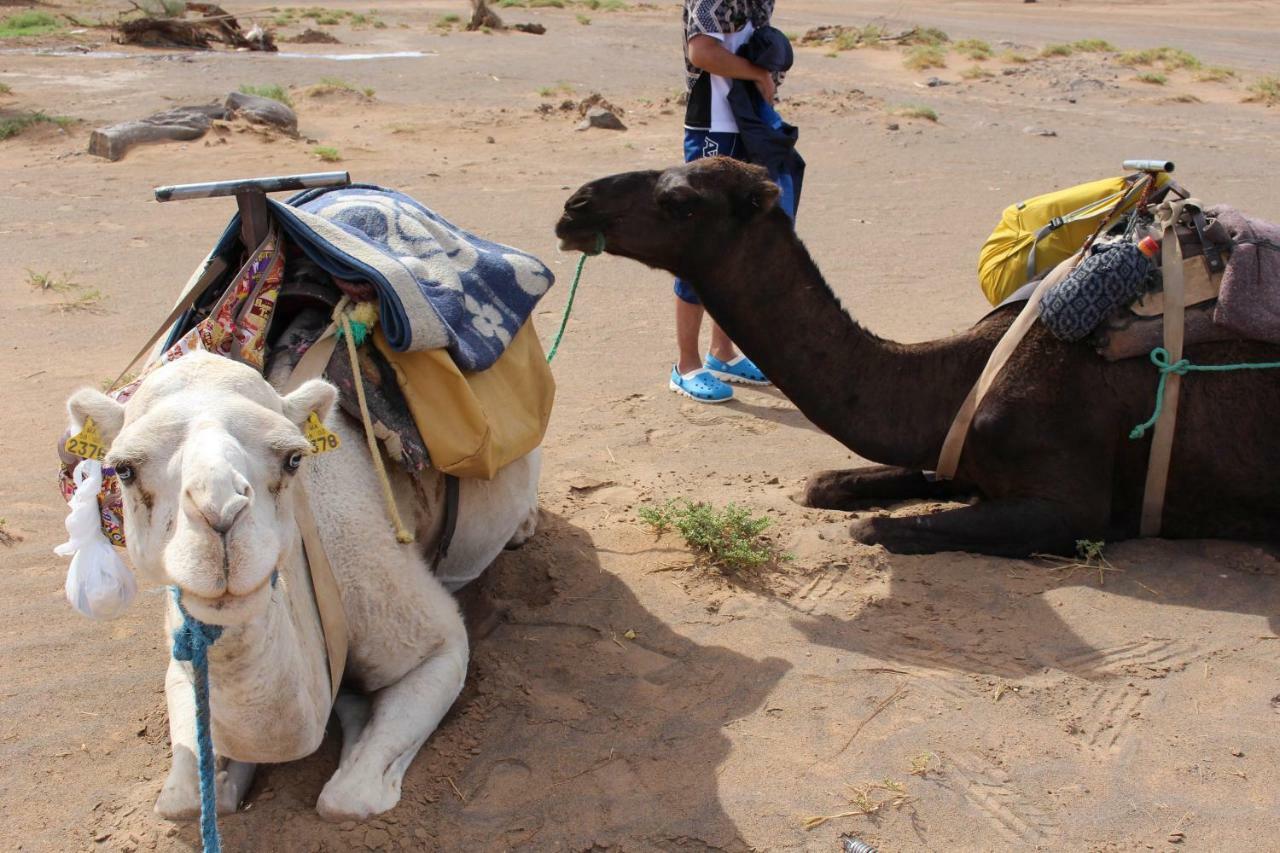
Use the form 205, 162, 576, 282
554, 211, 608, 254
177, 572, 275, 623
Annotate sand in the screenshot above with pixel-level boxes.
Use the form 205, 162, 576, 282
2, 0, 1279, 849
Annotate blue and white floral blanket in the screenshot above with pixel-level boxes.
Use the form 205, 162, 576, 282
206, 184, 555, 371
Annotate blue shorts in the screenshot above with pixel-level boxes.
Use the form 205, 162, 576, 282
674, 128, 797, 305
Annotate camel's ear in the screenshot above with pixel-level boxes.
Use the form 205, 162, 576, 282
731, 177, 781, 222
67, 388, 126, 446
281, 379, 338, 427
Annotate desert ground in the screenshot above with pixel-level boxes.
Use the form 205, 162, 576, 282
2, 0, 1279, 850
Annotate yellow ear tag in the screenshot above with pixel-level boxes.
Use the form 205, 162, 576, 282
304, 412, 341, 455
65, 416, 108, 462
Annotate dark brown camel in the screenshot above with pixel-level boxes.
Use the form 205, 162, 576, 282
555, 157, 1280, 556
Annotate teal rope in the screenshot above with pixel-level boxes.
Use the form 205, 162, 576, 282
170, 587, 224, 853
1129, 346, 1280, 439
546, 233, 605, 364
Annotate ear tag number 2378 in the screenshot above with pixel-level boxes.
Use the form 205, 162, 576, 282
65, 416, 108, 462
304, 412, 341, 455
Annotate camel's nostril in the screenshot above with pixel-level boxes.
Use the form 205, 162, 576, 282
566, 193, 592, 212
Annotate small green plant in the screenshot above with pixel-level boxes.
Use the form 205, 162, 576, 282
137, 0, 186, 17
960, 64, 994, 80
0, 10, 60, 38
239, 84, 293, 106
1070, 38, 1114, 52
1195, 65, 1235, 83
638, 499, 784, 572
1245, 75, 1280, 105
0, 112, 73, 141
1001, 50, 1031, 64
529, 0, 565, 7
901, 25, 948, 46
55, 288, 105, 313
891, 103, 938, 121
1118, 46, 1200, 70
903, 45, 946, 71
308, 77, 374, 98
909, 752, 938, 778
803, 780, 914, 830
953, 38, 991, 60
313, 145, 342, 162
1136, 71, 1167, 85
436, 12, 460, 27
576, 13, 591, 24
0, 82, 11, 96
26, 270, 77, 292
0, 518, 17, 547
1040, 43, 1073, 58
583, 0, 628, 10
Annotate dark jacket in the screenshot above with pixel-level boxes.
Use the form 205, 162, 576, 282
728, 26, 805, 210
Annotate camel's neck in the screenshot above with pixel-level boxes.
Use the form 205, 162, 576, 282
693, 212, 999, 469
194, 538, 331, 762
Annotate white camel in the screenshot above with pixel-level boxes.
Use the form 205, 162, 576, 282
65, 350, 541, 821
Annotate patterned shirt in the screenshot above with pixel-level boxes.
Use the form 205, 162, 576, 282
683, 0, 775, 92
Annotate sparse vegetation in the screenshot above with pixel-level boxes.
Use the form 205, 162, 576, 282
961, 64, 994, 80
307, 77, 375, 98
0, 518, 18, 547
1195, 66, 1236, 83
1245, 75, 1280, 105
0, 83, 11, 96
891, 103, 938, 121
1161, 93, 1202, 104
638, 499, 785, 572
55, 288, 106, 314
1001, 50, 1031, 64
0, 112, 73, 141
576, 13, 591, 24
909, 752, 938, 778
27, 270, 78, 292
953, 38, 991, 60
312, 145, 342, 162
1040, 43, 1073, 58
435, 12, 461, 28
904, 45, 947, 71
1136, 71, 1168, 85
1071, 38, 1115, 52
901, 26, 948, 46
803, 780, 914, 830
1119, 46, 1201, 71
537, 81, 574, 97
239, 84, 293, 107
0, 11, 61, 38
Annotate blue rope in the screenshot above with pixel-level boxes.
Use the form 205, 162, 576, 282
1129, 346, 1280, 439
546, 233, 605, 364
170, 587, 224, 853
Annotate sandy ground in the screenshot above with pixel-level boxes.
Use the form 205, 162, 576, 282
2, 0, 1279, 850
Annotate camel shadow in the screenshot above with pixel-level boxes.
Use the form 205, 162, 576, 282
789, 534, 1280, 684
726, 394, 823, 434
203, 511, 787, 851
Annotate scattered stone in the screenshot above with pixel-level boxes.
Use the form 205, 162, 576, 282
89, 104, 229, 161
363, 828, 391, 848
486, 135, 495, 143
1231, 747, 1244, 757
512, 22, 546, 34
1168, 831, 1185, 843
116, 2, 276, 51
1023, 126, 1057, 137
576, 107, 626, 131
886, 122, 900, 131
577, 92, 624, 118
284, 27, 341, 44
924, 76, 949, 87
225, 91, 298, 136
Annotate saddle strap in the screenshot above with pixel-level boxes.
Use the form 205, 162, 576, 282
935, 252, 1081, 480
1139, 200, 1191, 536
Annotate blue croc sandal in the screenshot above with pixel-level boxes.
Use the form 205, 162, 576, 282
705, 353, 770, 386
669, 366, 733, 403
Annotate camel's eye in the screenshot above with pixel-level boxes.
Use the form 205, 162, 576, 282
284, 451, 304, 473
114, 463, 135, 485
657, 187, 699, 220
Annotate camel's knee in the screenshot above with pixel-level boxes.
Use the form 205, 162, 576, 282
156, 752, 253, 820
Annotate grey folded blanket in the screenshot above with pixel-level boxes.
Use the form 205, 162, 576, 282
1209, 205, 1280, 344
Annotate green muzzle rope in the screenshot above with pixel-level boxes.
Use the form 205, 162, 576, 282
546, 233, 605, 364
1129, 346, 1280, 440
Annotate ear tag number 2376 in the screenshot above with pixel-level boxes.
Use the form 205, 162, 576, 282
304, 412, 341, 455
65, 416, 108, 462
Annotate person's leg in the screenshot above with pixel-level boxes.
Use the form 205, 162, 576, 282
675, 297, 706, 375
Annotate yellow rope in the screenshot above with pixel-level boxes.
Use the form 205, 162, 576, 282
337, 308, 415, 545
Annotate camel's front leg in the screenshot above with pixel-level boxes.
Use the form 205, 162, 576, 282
799, 464, 974, 510
316, 635, 469, 821
849, 497, 1103, 557
155, 658, 257, 820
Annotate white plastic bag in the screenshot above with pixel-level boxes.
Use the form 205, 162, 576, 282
55, 459, 136, 620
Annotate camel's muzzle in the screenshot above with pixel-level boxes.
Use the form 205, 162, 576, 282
555, 187, 607, 253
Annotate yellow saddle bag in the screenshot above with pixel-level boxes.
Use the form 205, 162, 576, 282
978, 173, 1170, 306
373, 320, 555, 480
